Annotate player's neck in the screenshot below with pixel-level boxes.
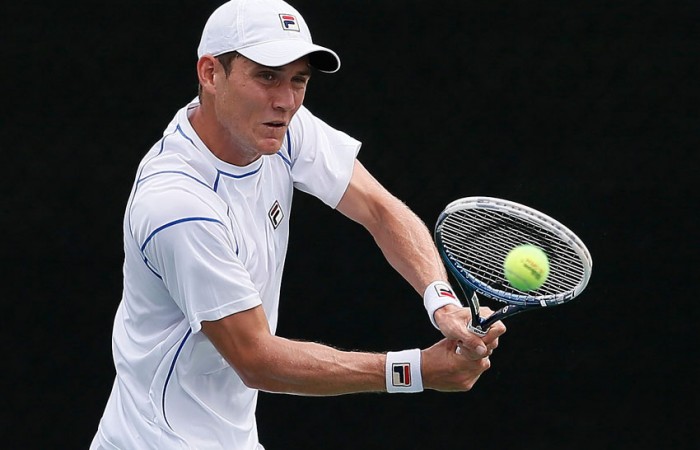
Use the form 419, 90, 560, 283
188, 104, 261, 167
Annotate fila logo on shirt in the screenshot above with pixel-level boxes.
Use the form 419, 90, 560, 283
391, 363, 412, 387
434, 282, 456, 299
279, 14, 300, 31
268, 200, 284, 229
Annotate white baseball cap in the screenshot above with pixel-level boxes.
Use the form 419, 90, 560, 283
197, 0, 341, 73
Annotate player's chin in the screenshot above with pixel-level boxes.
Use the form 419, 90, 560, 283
257, 128, 288, 152
255, 137, 285, 154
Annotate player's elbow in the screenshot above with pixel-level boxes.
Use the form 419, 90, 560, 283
237, 368, 288, 393
230, 355, 282, 392
234, 361, 270, 390
237, 370, 265, 390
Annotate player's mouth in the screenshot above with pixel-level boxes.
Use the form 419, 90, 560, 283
263, 121, 287, 129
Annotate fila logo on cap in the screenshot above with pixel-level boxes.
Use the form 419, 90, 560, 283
391, 363, 412, 387
268, 200, 284, 229
279, 14, 300, 31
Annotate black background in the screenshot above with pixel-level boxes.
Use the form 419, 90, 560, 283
5, 1, 697, 449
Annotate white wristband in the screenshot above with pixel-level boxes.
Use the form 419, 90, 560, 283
423, 281, 462, 329
385, 349, 423, 393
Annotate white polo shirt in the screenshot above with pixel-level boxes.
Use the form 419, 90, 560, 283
91, 99, 360, 449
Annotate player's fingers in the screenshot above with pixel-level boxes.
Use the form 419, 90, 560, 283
456, 333, 489, 360
454, 344, 490, 364
492, 319, 507, 334
485, 337, 498, 354
487, 320, 507, 339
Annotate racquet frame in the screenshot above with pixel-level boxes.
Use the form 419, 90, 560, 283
434, 197, 592, 336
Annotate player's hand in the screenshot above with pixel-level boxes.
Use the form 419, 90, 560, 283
421, 338, 491, 392
433, 304, 506, 360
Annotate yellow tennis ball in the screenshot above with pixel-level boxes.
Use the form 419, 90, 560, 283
503, 244, 550, 291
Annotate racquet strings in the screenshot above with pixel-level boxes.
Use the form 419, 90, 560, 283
439, 209, 586, 298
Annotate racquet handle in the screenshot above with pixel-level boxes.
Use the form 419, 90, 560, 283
467, 320, 488, 336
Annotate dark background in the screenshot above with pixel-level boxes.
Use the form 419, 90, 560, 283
5, 0, 697, 449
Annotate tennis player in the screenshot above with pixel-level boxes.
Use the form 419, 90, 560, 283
90, 0, 506, 448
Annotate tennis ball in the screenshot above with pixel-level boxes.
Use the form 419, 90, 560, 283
503, 244, 550, 291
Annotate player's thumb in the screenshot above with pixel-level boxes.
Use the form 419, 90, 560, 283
457, 334, 489, 360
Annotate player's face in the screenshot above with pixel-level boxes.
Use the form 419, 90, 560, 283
213, 55, 310, 164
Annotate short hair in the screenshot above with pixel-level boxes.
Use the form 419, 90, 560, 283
216, 51, 240, 76
198, 51, 241, 99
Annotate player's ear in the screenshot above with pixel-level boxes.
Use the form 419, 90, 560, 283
196, 55, 218, 96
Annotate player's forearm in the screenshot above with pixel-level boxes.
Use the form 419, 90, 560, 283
367, 199, 447, 294
203, 308, 387, 395
235, 336, 489, 395
203, 309, 491, 396
336, 161, 447, 294
235, 336, 386, 395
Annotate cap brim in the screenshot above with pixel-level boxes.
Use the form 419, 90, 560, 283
237, 40, 341, 73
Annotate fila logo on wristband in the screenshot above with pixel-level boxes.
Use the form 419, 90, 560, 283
392, 363, 411, 387
386, 349, 423, 393
435, 283, 456, 299
424, 281, 462, 330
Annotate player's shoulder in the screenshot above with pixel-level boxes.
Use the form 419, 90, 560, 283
129, 152, 226, 232
136, 100, 218, 183
137, 170, 222, 212
136, 121, 220, 193
126, 101, 231, 236
128, 185, 229, 252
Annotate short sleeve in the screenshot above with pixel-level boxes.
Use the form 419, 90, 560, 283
288, 106, 361, 208
135, 185, 262, 334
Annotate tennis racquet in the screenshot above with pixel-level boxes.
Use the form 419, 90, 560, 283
434, 196, 592, 336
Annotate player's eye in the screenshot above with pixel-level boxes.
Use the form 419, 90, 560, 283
292, 77, 309, 88
258, 72, 276, 82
